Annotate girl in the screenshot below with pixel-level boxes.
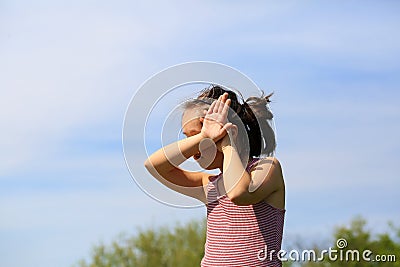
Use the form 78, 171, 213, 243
144, 85, 285, 267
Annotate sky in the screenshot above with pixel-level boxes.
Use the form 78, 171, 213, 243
1, 1, 400, 266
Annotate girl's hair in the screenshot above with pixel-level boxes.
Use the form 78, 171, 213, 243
183, 85, 276, 158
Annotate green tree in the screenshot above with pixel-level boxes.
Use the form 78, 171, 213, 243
76, 220, 206, 267
77, 217, 399, 267
301, 216, 400, 267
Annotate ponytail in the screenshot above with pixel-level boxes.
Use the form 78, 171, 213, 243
239, 92, 276, 157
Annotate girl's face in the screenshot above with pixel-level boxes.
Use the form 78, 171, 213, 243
182, 109, 223, 170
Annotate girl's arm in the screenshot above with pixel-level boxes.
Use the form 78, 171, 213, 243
144, 132, 207, 186
144, 92, 241, 203
145, 93, 232, 182
144, 93, 231, 201
144, 132, 209, 201
221, 141, 283, 206
207, 93, 283, 206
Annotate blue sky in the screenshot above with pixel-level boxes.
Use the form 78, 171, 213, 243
1, 1, 400, 266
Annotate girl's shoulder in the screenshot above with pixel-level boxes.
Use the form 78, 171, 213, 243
247, 156, 281, 172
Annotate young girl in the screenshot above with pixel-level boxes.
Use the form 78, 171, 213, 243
144, 85, 285, 267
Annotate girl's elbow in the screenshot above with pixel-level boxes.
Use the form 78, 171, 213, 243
144, 159, 149, 167
144, 159, 170, 178
144, 158, 154, 171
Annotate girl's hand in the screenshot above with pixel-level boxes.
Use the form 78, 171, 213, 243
217, 124, 238, 152
200, 93, 234, 142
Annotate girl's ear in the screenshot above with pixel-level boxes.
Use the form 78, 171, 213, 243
199, 117, 204, 123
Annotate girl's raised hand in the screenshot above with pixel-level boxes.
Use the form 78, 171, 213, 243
200, 93, 234, 142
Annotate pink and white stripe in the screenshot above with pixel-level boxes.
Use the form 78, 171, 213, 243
201, 158, 285, 267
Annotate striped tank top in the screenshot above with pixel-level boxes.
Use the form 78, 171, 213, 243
201, 158, 285, 267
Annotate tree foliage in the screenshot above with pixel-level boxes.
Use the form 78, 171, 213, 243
76, 217, 399, 267
76, 220, 206, 267
301, 216, 400, 267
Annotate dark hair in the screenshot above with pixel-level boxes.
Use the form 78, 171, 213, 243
183, 85, 276, 158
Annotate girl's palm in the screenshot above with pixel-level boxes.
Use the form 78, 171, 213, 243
201, 93, 233, 141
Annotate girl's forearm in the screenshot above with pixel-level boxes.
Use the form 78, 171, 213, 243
145, 133, 206, 173
222, 145, 251, 198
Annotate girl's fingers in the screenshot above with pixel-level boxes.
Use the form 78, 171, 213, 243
213, 95, 222, 113
208, 99, 217, 114
222, 122, 233, 133
218, 93, 227, 111
222, 123, 238, 142
222, 98, 231, 115
218, 97, 224, 113
209, 93, 230, 115
221, 93, 229, 111
222, 92, 228, 103
230, 124, 238, 136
